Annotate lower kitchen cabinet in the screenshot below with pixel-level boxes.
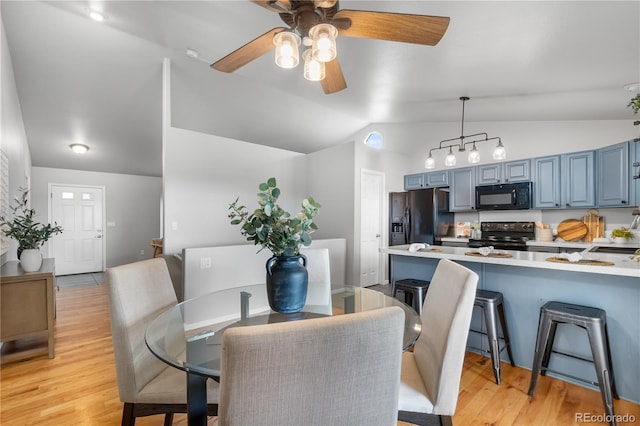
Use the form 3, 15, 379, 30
1, 259, 56, 363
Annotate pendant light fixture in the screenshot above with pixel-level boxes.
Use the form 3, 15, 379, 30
309, 23, 338, 63
425, 97, 506, 169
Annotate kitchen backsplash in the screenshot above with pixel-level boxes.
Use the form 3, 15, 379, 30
454, 207, 637, 238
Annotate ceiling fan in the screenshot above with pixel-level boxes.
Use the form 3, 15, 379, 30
211, 0, 450, 94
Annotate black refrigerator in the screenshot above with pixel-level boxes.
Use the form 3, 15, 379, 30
389, 188, 454, 246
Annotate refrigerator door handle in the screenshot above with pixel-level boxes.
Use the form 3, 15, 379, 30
403, 207, 410, 243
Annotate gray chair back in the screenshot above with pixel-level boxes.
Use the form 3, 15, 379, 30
218, 306, 405, 426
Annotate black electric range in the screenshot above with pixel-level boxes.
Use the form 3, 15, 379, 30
468, 221, 536, 251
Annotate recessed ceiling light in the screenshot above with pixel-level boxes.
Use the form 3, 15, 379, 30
88, 10, 105, 22
70, 144, 89, 154
186, 48, 199, 59
623, 82, 640, 92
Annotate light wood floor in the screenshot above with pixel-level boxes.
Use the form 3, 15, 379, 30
1, 284, 638, 425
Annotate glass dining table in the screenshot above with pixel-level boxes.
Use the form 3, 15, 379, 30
145, 284, 422, 426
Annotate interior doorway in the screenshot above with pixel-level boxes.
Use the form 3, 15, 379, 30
49, 184, 105, 275
359, 169, 384, 286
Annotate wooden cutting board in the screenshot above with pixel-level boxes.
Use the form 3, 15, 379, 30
582, 209, 604, 242
557, 219, 588, 241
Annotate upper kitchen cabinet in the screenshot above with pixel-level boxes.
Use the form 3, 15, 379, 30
404, 173, 426, 190
631, 138, 640, 206
562, 150, 595, 208
532, 155, 561, 208
597, 142, 629, 207
404, 171, 449, 190
425, 170, 449, 187
450, 167, 476, 211
477, 160, 531, 185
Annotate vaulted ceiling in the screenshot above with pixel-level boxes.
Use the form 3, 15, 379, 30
2, 1, 638, 177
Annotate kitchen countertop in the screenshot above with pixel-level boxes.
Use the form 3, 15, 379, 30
381, 244, 640, 278
526, 239, 640, 249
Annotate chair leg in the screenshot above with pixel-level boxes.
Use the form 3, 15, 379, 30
483, 303, 502, 384
540, 321, 558, 376
122, 402, 136, 426
440, 415, 453, 426
164, 412, 174, 426
399, 410, 448, 426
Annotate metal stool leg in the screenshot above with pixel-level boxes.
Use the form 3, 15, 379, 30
483, 301, 502, 384
528, 312, 553, 396
586, 322, 616, 424
540, 321, 558, 377
497, 301, 516, 367
604, 323, 619, 399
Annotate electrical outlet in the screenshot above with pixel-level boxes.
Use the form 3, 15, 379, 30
200, 257, 212, 269
171, 221, 178, 231
140, 250, 145, 255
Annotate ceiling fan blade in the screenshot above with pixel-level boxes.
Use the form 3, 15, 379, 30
250, 0, 292, 13
333, 10, 450, 46
211, 27, 287, 73
321, 58, 347, 94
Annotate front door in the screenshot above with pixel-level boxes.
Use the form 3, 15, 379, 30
360, 169, 384, 286
49, 184, 105, 275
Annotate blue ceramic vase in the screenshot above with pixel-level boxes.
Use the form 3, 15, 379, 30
266, 254, 308, 313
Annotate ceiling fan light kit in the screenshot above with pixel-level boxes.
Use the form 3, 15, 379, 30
303, 49, 325, 81
273, 31, 301, 68
424, 97, 506, 169
211, 1, 450, 94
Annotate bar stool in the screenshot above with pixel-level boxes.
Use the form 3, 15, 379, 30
467, 289, 515, 384
392, 278, 430, 315
528, 301, 618, 425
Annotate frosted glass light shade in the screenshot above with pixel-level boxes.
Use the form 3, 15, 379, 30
313, 0, 337, 8
445, 148, 457, 167
303, 49, 325, 81
274, 31, 301, 69
493, 141, 507, 160
468, 144, 480, 163
425, 155, 435, 169
309, 23, 337, 63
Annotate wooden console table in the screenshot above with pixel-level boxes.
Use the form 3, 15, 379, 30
1, 259, 56, 363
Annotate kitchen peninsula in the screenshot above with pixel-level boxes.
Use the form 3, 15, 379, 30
381, 245, 640, 403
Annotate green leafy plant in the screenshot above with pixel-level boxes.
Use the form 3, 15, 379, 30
228, 178, 321, 257
0, 187, 63, 254
610, 227, 633, 240
628, 94, 640, 114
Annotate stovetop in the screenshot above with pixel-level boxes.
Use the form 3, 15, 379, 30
468, 221, 536, 250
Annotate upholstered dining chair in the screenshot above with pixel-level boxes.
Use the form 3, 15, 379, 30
301, 247, 332, 315
107, 258, 219, 425
397, 259, 479, 426
217, 306, 405, 426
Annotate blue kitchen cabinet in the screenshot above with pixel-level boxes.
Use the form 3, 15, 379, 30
562, 150, 595, 208
425, 170, 449, 187
477, 160, 531, 185
450, 167, 476, 211
404, 173, 426, 190
632, 138, 640, 206
532, 155, 561, 208
597, 142, 629, 207
404, 171, 449, 189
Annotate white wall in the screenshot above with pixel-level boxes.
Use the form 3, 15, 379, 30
162, 126, 307, 255
0, 12, 31, 264
30, 167, 162, 268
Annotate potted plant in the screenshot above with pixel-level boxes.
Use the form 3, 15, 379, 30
228, 177, 321, 313
610, 227, 633, 244
0, 187, 63, 271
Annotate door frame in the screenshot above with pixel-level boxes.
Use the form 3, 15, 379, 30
47, 183, 107, 272
359, 168, 385, 286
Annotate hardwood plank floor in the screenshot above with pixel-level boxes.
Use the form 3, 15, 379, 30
1, 284, 638, 425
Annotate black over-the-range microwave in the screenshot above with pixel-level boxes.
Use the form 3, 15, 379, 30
475, 181, 532, 210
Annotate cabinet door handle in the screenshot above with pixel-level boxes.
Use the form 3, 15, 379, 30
566, 203, 570, 207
